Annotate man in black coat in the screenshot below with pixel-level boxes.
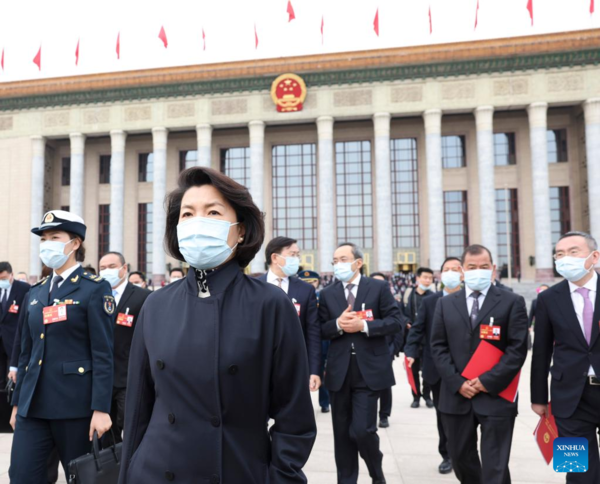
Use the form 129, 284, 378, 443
320, 243, 402, 484
258, 237, 321, 391
0, 261, 30, 387
531, 231, 600, 484
99, 252, 151, 443
430, 244, 528, 484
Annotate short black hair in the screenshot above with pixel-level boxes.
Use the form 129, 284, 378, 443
129, 271, 146, 282
370, 272, 387, 281
461, 244, 494, 264
66, 233, 86, 263
417, 267, 433, 277
165, 167, 265, 269
441, 257, 461, 273
265, 237, 298, 266
100, 251, 126, 266
170, 268, 184, 277
0, 262, 12, 274
83, 264, 96, 275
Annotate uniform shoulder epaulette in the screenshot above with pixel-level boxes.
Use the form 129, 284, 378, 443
32, 276, 50, 287
82, 272, 104, 283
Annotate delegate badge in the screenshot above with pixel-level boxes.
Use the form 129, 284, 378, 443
480, 325, 501, 341
43, 305, 67, 325
8, 301, 19, 314
116, 313, 134, 327
355, 309, 375, 322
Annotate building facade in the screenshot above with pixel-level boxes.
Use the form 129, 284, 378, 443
0, 30, 599, 284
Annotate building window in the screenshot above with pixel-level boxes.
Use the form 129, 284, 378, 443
496, 189, 520, 277
61, 157, 71, 186
494, 133, 517, 166
60, 205, 70, 212
547, 129, 568, 163
442, 135, 466, 169
443, 191, 469, 257
272, 144, 317, 250
335, 141, 373, 249
138, 203, 153, 276
98, 205, 110, 257
99, 155, 111, 184
391, 138, 419, 248
550, 187, 571, 245
220, 147, 250, 187
138, 153, 154, 182
179, 150, 198, 172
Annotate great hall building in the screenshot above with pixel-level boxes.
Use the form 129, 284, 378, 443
0, 29, 599, 284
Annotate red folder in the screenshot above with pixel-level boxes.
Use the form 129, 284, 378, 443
533, 403, 559, 465
461, 340, 521, 403
404, 356, 418, 395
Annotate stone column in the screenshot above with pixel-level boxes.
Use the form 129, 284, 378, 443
423, 109, 445, 272
584, 99, 600, 253
196, 124, 212, 168
152, 127, 168, 286
69, 133, 86, 218
317, 116, 335, 275
29, 136, 46, 282
373, 113, 393, 273
109, 130, 127, 254
474, 106, 498, 262
249, 121, 266, 274
527, 102, 554, 281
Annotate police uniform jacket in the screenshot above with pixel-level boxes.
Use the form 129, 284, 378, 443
12, 266, 115, 420
119, 260, 316, 484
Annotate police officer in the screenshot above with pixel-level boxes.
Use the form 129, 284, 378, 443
10, 210, 115, 484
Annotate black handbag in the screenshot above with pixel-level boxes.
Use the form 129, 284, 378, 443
68, 431, 122, 484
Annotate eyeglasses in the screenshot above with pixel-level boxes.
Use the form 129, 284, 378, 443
331, 258, 356, 266
554, 248, 586, 260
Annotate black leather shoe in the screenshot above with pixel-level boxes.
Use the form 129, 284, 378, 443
439, 458, 452, 474
372, 479, 386, 484
321, 406, 330, 413
425, 397, 434, 408
411, 399, 420, 408
378, 417, 389, 428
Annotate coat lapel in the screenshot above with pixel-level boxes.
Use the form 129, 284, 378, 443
589, 275, 600, 349
39, 276, 51, 306
332, 280, 349, 314
555, 280, 589, 350
117, 283, 135, 314
288, 277, 300, 303
354, 276, 372, 312
52, 267, 84, 303
450, 289, 471, 330
475, 285, 503, 327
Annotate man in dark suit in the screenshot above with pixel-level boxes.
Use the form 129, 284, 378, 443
430, 244, 528, 484
258, 237, 321, 392
320, 243, 402, 484
99, 251, 151, 443
0, 261, 30, 387
527, 284, 549, 350
405, 256, 463, 475
531, 231, 600, 484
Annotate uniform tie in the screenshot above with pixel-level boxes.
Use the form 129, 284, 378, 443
576, 287, 594, 345
470, 291, 481, 328
49, 275, 63, 304
276, 278, 283, 289
346, 283, 356, 309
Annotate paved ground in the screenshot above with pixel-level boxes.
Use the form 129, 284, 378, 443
0, 355, 564, 484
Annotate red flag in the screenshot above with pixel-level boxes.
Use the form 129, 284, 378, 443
1, 48, 4, 71
429, 6, 433, 34
474, 0, 480, 30
287, 0, 296, 22
374, 8, 379, 36
116, 32, 121, 59
202, 28, 206, 51
591, 0, 595, 15
254, 23, 259, 49
75, 38, 80, 66
527, 0, 533, 25
158, 26, 168, 48
33, 45, 41, 71
321, 15, 324, 44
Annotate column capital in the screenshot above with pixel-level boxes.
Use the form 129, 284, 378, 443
527, 102, 549, 128
69, 133, 86, 155
584, 98, 600, 124
110, 130, 127, 149
316, 116, 334, 138
373, 112, 391, 136
31, 136, 46, 156
474, 106, 495, 131
196, 123, 213, 132
423, 109, 442, 133
248, 120, 265, 129
152, 127, 168, 149
373, 112, 391, 121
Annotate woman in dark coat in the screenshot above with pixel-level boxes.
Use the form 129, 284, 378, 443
119, 167, 316, 484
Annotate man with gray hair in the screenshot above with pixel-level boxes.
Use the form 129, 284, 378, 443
531, 231, 600, 483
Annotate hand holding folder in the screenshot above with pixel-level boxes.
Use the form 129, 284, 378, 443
533, 403, 559, 465
404, 356, 418, 395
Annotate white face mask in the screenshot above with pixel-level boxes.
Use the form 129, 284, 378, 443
100, 266, 125, 288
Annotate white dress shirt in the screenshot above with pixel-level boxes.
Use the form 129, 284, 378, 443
568, 270, 597, 376
112, 278, 128, 306
267, 269, 289, 294
465, 285, 490, 317
0, 282, 13, 306
337, 273, 369, 335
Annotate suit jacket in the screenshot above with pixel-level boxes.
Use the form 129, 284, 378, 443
114, 282, 151, 389
10, 290, 30, 369
430, 284, 528, 417
405, 291, 443, 385
319, 276, 402, 392
0, 280, 30, 358
531, 278, 600, 419
528, 298, 537, 328
257, 274, 321, 376
12, 266, 114, 419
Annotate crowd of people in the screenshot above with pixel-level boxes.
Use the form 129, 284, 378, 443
0, 165, 598, 484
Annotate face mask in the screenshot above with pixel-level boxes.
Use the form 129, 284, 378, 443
0, 279, 10, 290
177, 217, 239, 271
441, 271, 462, 290
39, 239, 74, 270
170, 277, 181, 283
276, 255, 300, 277
463, 269, 493, 292
334, 261, 358, 283
100, 267, 124, 288
418, 283, 432, 291
555, 253, 594, 282
133, 283, 144, 288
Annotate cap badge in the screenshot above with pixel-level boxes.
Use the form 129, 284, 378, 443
44, 213, 54, 223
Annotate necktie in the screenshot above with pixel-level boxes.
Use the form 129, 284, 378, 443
576, 287, 594, 345
276, 278, 283, 289
346, 283, 356, 309
48, 275, 63, 304
470, 291, 481, 328
1, 289, 7, 314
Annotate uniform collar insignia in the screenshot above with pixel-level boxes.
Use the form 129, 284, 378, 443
71, 275, 79, 283
30, 299, 38, 305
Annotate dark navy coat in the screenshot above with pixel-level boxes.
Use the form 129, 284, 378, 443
12, 266, 115, 419
119, 260, 316, 484
257, 273, 321, 376
0, 279, 30, 360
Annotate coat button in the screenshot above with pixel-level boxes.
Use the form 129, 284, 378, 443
40, 334, 44, 340
38, 360, 42, 366
156, 360, 165, 370
78, 367, 85, 374
165, 471, 175, 481
228, 365, 238, 375
168, 413, 175, 424
210, 474, 220, 484
211, 416, 221, 427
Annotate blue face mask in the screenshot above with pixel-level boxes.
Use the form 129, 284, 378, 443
276, 255, 300, 277
39, 239, 74, 270
0, 279, 10, 290
463, 269, 493, 292
177, 217, 239, 271
334, 261, 358, 283
100, 267, 125, 288
441, 271, 462, 290
418, 283, 432, 292
555, 253, 594, 282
